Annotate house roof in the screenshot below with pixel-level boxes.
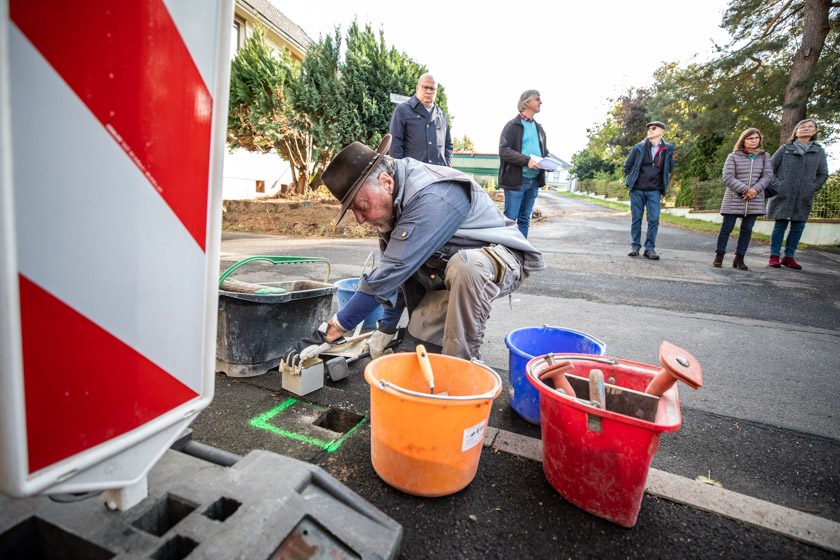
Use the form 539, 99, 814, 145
238, 0, 314, 54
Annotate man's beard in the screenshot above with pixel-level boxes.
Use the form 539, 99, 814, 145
374, 223, 393, 233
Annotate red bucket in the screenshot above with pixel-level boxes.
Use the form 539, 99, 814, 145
526, 354, 682, 527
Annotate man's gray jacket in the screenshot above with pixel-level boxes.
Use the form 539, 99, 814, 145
357, 159, 544, 312
394, 160, 544, 269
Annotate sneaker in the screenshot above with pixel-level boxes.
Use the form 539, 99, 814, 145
781, 256, 802, 270
643, 249, 660, 260
628, 248, 640, 257
768, 256, 781, 268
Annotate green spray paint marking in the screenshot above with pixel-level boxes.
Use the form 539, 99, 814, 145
249, 398, 366, 453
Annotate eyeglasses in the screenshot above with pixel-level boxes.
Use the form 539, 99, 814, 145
419, 85, 436, 92
745, 136, 760, 140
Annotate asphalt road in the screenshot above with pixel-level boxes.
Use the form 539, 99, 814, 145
201, 191, 840, 558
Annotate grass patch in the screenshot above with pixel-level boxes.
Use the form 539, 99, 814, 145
559, 191, 771, 242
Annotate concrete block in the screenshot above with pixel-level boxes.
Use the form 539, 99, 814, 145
282, 360, 324, 395
0, 449, 403, 559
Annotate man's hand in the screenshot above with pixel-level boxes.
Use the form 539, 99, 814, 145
527, 156, 541, 170
282, 322, 345, 373
365, 330, 396, 359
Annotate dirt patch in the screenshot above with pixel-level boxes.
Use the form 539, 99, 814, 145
222, 197, 377, 238
222, 189, 542, 238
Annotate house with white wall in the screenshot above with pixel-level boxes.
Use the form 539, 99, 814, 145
225, 1, 314, 200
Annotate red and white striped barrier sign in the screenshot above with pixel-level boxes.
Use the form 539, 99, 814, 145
0, 0, 232, 497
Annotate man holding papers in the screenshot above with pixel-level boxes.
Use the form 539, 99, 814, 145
498, 89, 549, 238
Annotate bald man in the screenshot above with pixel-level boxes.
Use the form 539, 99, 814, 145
388, 73, 453, 166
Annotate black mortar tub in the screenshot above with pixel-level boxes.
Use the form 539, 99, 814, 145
215, 257, 336, 377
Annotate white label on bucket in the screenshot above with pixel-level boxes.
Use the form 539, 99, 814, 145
462, 420, 486, 452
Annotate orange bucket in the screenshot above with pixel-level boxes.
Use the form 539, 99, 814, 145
364, 352, 502, 497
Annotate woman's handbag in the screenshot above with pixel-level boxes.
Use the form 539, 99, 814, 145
764, 154, 778, 198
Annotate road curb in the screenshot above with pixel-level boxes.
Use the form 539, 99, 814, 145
484, 427, 840, 553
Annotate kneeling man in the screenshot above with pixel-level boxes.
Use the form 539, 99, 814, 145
285, 135, 544, 366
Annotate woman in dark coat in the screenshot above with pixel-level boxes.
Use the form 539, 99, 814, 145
714, 128, 773, 270
766, 119, 829, 269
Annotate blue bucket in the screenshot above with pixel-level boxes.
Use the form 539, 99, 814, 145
505, 326, 606, 424
335, 277, 384, 331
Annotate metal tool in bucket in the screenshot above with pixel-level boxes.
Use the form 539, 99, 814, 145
335, 251, 384, 332
364, 352, 502, 497
505, 325, 606, 424
526, 342, 703, 527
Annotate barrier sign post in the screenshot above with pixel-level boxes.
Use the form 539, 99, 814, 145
0, 0, 233, 510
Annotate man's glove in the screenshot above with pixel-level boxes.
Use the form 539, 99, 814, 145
282, 322, 344, 373
364, 329, 396, 360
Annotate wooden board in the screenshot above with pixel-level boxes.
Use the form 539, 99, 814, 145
566, 374, 660, 422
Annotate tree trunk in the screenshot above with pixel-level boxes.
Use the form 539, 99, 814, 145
779, 0, 830, 144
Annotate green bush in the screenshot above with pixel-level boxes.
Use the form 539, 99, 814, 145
673, 180, 695, 208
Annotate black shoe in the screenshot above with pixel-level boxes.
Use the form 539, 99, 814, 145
628, 248, 640, 257
643, 249, 660, 260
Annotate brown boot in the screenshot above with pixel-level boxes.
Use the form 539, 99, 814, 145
713, 252, 724, 268
733, 255, 748, 270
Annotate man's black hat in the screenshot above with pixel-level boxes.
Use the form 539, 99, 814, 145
321, 135, 392, 223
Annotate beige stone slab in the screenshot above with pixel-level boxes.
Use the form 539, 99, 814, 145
645, 469, 840, 554
488, 428, 840, 553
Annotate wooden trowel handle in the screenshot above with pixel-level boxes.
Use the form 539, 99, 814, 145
416, 345, 435, 394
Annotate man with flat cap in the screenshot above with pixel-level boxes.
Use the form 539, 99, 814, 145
283, 134, 544, 367
623, 120, 674, 260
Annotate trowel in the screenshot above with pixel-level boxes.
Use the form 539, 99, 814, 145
416, 345, 448, 396
416, 345, 436, 394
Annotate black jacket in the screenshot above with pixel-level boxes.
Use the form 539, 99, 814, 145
498, 115, 547, 189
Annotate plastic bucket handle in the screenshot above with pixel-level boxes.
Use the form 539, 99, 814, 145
218, 256, 331, 286
527, 354, 618, 400
376, 360, 502, 402
526, 354, 622, 385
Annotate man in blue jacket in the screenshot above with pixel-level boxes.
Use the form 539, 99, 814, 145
388, 73, 453, 166
623, 121, 674, 260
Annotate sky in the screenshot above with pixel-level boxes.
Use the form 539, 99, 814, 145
271, 1, 830, 164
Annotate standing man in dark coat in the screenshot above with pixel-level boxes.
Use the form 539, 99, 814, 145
623, 121, 674, 260
388, 73, 453, 166
498, 89, 548, 238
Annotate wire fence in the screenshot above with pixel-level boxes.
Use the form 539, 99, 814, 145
690, 179, 725, 213
579, 173, 840, 220
813, 175, 840, 220
579, 178, 629, 201
691, 175, 840, 220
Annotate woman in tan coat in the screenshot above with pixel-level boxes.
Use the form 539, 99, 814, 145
714, 128, 773, 270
